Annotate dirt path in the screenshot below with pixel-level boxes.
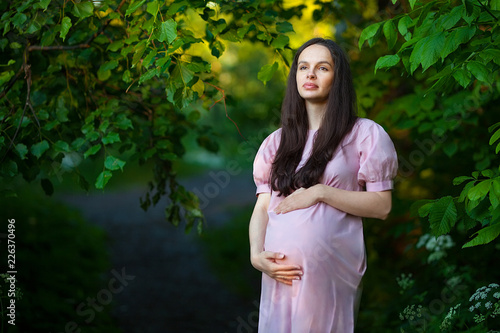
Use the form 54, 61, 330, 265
60, 170, 260, 333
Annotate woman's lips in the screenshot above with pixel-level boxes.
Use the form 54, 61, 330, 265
303, 83, 318, 89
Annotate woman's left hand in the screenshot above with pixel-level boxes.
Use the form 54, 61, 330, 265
274, 186, 319, 214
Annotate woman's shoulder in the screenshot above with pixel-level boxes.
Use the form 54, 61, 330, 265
352, 117, 390, 137
353, 117, 384, 131
257, 128, 281, 151
343, 118, 388, 146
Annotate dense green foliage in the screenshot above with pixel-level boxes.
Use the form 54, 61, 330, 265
361, 0, 500, 248
0, 191, 120, 332
0, 0, 303, 232
358, 0, 500, 331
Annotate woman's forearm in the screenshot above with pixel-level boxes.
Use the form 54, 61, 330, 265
249, 193, 271, 259
313, 184, 392, 220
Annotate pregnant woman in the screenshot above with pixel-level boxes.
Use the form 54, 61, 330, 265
249, 38, 398, 332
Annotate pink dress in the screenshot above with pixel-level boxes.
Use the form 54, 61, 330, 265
253, 118, 398, 333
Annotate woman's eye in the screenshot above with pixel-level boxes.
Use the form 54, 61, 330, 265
319, 67, 328, 71
299, 66, 308, 70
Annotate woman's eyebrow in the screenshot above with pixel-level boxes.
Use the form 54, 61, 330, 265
298, 60, 333, 66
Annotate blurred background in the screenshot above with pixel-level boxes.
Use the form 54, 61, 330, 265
1, 0, 499, 332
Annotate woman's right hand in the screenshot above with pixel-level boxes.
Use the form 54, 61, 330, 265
251, 251, 303, 285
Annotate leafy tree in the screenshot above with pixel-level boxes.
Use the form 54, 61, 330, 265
360, 0, 500, 248
0, 0, 303, 232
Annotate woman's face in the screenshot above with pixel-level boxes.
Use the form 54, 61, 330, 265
296, 44, 334, 104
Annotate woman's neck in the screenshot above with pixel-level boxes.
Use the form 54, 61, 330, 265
305, 101, 327, 130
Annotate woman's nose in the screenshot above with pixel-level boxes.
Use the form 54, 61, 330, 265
307, 71, 316, 79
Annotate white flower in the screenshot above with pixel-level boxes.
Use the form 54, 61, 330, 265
486, 302, 492, 309
494, 292, 500, 299
470, 305, 475, 312
475, 302, 482, 309
489, 283, 499, 288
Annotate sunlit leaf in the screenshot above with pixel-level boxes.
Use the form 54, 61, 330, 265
158, 19, 177, 44
359, 22, 383, 49
257, 62, 278, 85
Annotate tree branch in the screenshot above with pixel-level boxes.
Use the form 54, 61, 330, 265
205, 82, 246, 140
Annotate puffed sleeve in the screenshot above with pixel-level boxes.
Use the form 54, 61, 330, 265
356, 119, 398, 192
253, 129, 281, 195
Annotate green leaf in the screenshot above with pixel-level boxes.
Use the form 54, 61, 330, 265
271, 35, 289, 50
375, 54, 400, 73
146, 0, 159, 16
115, 114, 133, 129
421, 32, 445, 72
104, 155, 126, 171
40, 0, 51, 11
56, 95, 69, 122
440, 5, 463, 30
139, 67, 160, 85
410, 199, 433, 217
452, 68, 471, 88
102, 132, 121, 145
383, 20, 397, 50
99, 60, 119, 72
125, 0, 146, 17
429, 196, 457, 236
453, 176, 473, 185
459, 181, 475, 202
441, 26, 476, 61
397, 16, 413, 37
31, 140, 50, 159
158, 19, 177, 44
95, 170, 112, 189
132, 42, 146, 67
409, 37, 427, 74
60, 16, 72, 41
84, 144, 101, 159
276, 21, 294, 33
418, 202, 434, 217
72, 1, 94, 19
220, 30, 240, 42
53, 140, 70, 152
408, 0, 417, 9
467, 61, 490, 82
481, 49, 500, 66
468, 180, 492, 201
41, 178, 54, 196
359, 22, 383, 49
108, 41, 124, 52
12, 13, 27, 28
257, 62, 278, 85
15, 143, 28, 159
490, 128, 500, 145
443, 141, 458, 157
167, 0, 188, 15
463, 223, 500, 248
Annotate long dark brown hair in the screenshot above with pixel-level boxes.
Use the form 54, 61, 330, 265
270, 38, 358, 196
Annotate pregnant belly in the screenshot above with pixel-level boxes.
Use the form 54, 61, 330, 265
264, 203, 366, 278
